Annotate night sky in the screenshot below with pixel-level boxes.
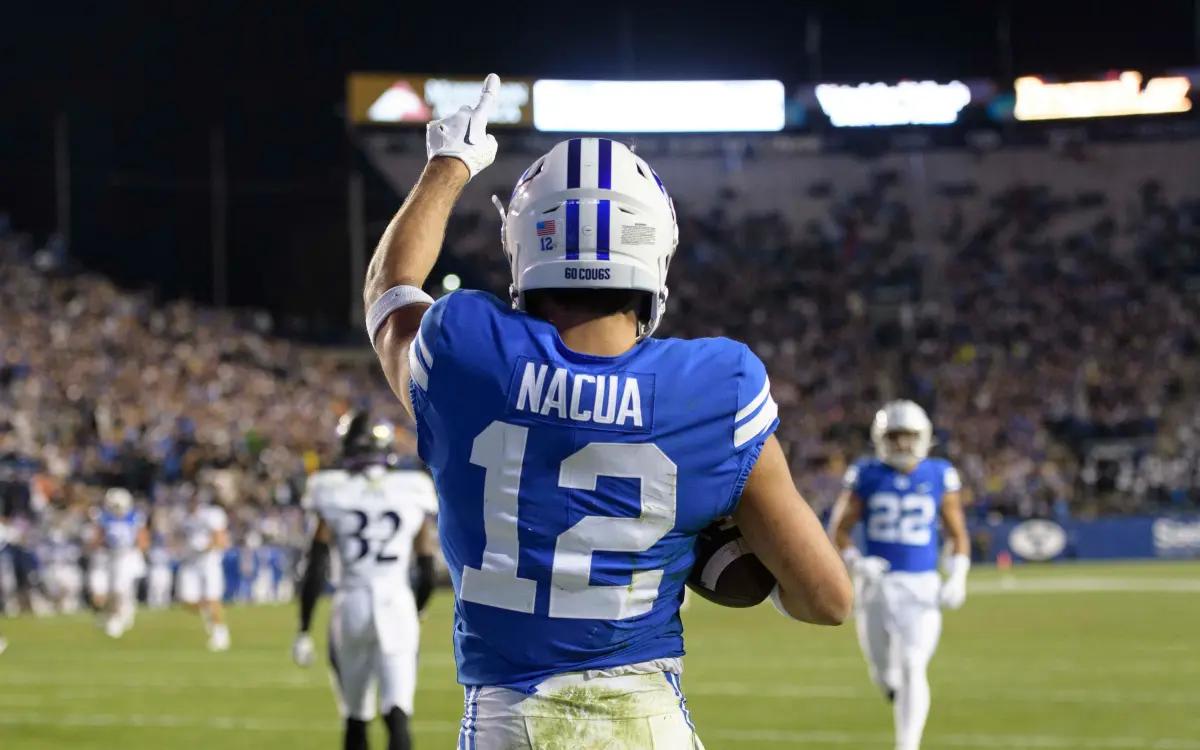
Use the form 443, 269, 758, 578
3, 1, 1197, 332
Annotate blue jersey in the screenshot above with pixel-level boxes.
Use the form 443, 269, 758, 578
410, 291, 779, 691
99, 510, 145, 551
844, 457, 961, 573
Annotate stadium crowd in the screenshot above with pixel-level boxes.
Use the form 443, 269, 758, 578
3, 158, 1200, 609
449, 169, 1200, 520
0, 227, 407, 611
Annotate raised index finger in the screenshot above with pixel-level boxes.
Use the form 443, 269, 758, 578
473, 73, 501, 122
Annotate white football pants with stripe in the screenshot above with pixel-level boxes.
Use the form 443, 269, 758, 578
457, 662, 704, 750
856, 571, 942, 750
328, 586, 420, 720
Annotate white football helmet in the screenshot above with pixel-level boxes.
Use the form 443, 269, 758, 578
492, 138, 679, 338
104, 487, 133, 515
871, 400, 933, 472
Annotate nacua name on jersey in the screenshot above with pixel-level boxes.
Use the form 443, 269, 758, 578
843, 457, 962, 573
409, 290, 779, 692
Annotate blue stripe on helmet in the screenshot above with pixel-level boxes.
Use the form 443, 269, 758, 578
565, 199, 580, 260
596, 199, 610, 260
598, 139, 612, 189
566, 138, 581, 189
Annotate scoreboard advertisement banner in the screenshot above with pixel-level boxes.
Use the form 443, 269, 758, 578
348, 73, 534, 127
348, 69, 1199, 133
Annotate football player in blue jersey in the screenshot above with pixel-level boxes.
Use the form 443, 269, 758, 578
828, 400, 971, 750
362, 74, 852, 749
89, 488, 149, 638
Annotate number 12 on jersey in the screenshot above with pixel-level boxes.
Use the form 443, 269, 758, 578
459, 420, 677, 621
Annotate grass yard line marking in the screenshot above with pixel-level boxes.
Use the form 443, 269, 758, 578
3, 675, 1193, 709
971, 577, 1200, 594
4, 650, 458, 668
690, 683, 1199, 706
0, 696, 47, 707
0, 674, 321, 689
710, 728, 1200, 749
0, 711, 459, 734
5, 713, 1196, 750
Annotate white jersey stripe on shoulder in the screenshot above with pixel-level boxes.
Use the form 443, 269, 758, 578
735, 377, 772, 423
416, 328, 433, 367
408, 342, 430, 390
734, 396, 778, 448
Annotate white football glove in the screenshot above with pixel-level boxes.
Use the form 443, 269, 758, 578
842, 546, 890, 583
939, 554, 970, 610
426, 73, 500, 180
292, 632, 314, 668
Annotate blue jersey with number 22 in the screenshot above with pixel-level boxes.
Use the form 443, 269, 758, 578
844, 457, 961, 573
409, 291, 779, 692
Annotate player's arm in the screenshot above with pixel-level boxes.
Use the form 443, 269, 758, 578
211, 526, 230, 552
733, 436, 853, 626
135, 524, 150, 553
292, 518, 333, 667
412, 516, 438, 614
363, 74, 499, 417
939, 489, 971, 609
828, 488, 863, 556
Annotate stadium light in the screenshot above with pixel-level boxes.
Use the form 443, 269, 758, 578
814, 80, 972, 127
532, 80, 786, 133
1014, 71, 1192, 121
442, 273, 462, 292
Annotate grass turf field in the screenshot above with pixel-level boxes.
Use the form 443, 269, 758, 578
1, 561, 1198, 749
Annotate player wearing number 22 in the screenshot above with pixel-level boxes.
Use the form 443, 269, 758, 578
363, 75, 852, 749
829, 400, 972, 750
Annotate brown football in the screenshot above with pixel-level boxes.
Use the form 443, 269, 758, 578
686, 518, 776, 607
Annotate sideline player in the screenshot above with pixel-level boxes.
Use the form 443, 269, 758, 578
88, 488, 148, 638
177, 488, 232, 651
828, 400, 971, 750
363, 75, 853, 748
292, 412, 438, 750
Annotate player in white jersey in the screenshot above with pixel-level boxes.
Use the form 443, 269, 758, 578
88, 488, 149, 638
145, 537, 174, 609
177, 489, 232, 651
292, 412, 438, 750
829, 401, 971, 750
40, 525, 84, 613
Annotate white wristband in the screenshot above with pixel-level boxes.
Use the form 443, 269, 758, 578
366, 285, 434, 350
769, 584, 800, 621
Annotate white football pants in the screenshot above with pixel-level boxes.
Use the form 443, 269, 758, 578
456, 662, 704, 750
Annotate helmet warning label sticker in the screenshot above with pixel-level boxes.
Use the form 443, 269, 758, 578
621, 223, 657, 246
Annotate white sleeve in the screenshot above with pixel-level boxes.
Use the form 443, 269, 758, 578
733, 346, 779, 451
300, 474, 322, 512
390, 471, 438, 515
842, 464, 860, 491
207, 507, 229, 532
944, 465, 962, 493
